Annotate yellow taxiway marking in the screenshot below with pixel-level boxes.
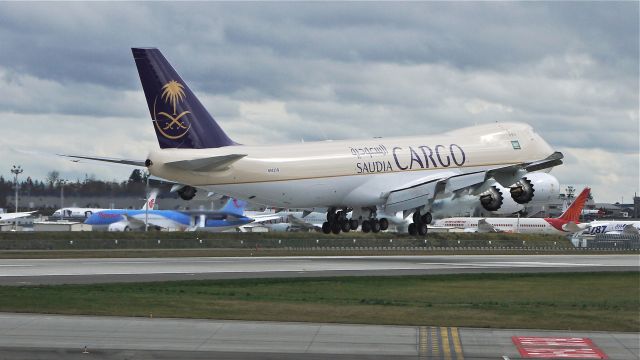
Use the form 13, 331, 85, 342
441, 327, 452, 360
451, 327, 464, 360
430, 326, 440, 358
419, 326, 428, 360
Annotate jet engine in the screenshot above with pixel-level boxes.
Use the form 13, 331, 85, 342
509, 172, 559, 205
523, 172, 560, 204
108, 221, 132, 232
177, 185, 197, 201
479, 173, 559, 213
510, 178, 535, 204
479, 186, 503, 212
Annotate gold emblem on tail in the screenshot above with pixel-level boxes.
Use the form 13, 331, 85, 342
153, 80, 191, 139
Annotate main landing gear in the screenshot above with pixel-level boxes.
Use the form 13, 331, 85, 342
321, 208, 389, 234
408, 210, 431, 236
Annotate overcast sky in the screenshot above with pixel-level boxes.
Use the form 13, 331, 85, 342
0, 2, 638, 203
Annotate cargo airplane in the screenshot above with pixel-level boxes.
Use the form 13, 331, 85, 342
62, 48, 564, 235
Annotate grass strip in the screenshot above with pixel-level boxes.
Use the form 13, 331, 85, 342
0, 248, 624, 259
0, 272, 638, 332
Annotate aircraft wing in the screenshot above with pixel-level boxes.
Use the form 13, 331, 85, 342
287, 214, 322, 230
58, 154, 146, 167
250, 214, 284, 223
384, 152, 563, 214
0, 211, 37, 221
122, 214, 158, 230
477, 219, 498, 233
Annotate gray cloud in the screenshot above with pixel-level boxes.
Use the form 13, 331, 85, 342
0, 2, 637, 203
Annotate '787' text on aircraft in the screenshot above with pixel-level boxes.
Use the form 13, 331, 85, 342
62, 48, 564, 236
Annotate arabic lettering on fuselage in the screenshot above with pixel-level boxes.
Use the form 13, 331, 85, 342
350, 143, 466, 174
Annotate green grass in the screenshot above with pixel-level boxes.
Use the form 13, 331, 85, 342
1, 272, 638, 331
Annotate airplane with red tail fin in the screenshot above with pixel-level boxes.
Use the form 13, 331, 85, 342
433, 187, 591, 234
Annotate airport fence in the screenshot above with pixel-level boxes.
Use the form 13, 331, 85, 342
0, 231, 636, 252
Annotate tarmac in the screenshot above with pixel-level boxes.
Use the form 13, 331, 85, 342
0, 254, 637, 285
0, 313, 637, 359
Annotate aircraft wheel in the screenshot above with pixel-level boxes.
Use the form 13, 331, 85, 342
372, 220, 381, 233
326, 209, 336, 222
340, 220, 351, 232
331, 221, 341, 234
124, 226, 131, 232
322, 222, 331, 234
349, 219, 359, 230
379, 218, 389, 231
417, 223, 428, 236
408, 223, 417, 236
361, 220, 371, 233
421, 212, 432, 225
412, 211, 421, 225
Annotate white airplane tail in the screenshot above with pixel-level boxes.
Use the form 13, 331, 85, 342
142, 189, 159, 210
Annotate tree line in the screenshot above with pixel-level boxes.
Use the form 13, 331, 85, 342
0, 169, 148, 209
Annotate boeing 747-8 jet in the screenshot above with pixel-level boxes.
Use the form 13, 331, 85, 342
62, 48, 564, 235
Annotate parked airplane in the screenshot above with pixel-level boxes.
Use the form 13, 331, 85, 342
579, 220, 640, 235
52, 189, 160, 220
433, 187, 591, 234
62, 48, 564, 236
52, 207, 105, 220
84, 197, 263, 232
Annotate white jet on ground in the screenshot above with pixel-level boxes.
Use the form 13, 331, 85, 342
433, 187, 591, 234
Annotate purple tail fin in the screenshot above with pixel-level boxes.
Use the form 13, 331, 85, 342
132, 48, 236, 149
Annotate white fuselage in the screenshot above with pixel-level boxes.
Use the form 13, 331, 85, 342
148, 122, 555, 208
433, 217, 564, 234
581, 221, 640, 235
52, 207, 106, 219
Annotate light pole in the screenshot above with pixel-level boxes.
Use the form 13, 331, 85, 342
10, 165, 23, 230
58, 179, 67, 221
145, 170, 150, 232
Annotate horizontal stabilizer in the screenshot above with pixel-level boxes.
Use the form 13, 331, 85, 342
623, 225, 639, 235
562, 221, 588, 233
165, 154, 247, 171
477, 219, 498, 233
58, 154, 146, 167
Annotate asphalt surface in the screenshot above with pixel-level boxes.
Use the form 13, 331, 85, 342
0, 313, 637, 360
0, 254, 637, 285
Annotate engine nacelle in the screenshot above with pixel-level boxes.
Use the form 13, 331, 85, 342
479, 172, 559, 213
479, 186, 503, 212
509, 172, 560, 205
108, 221, 132, 232
521, 172, 560, 205
510, 177, 535, 204
177, 185, 197, 200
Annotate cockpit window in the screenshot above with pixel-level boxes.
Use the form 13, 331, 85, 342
511, 140, 521, 150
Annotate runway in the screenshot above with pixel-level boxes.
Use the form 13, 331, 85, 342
0, 254, 637, 285
0, 313, 637, 359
